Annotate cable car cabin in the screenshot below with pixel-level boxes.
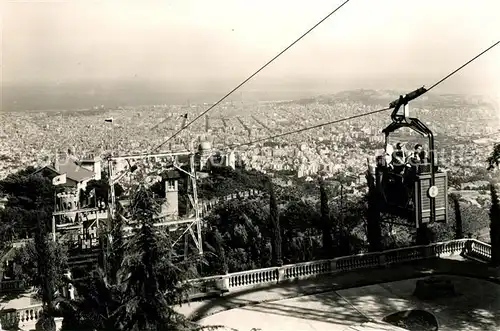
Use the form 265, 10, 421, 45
371, 156, 448, 226
367, 87, 448, 227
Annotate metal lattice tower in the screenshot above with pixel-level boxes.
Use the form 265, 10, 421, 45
107, 150, 203, 258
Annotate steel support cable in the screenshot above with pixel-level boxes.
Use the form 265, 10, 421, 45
151, 0, 352, 151
231, 40, 500, 148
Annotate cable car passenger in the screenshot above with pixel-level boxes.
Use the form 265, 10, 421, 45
390, 142, 406, 174
414, 144, 423, 160
406, 144, 422, 166
385, 144, 394, 166
402, 144, 421, 184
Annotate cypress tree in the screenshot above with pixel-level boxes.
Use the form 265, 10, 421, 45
108, 214, 125, 280
34, 211, 57, 331
365, 176, 383, 252
319, 180, 333, 257
213, 229, 228, 274
269, 182, 282, 266
452, 194, 464, 239
489, 184, 500, 266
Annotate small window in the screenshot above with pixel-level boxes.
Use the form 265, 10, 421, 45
167, 180, 176, 191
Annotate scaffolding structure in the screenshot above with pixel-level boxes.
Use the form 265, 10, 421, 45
107, 150, 203, 257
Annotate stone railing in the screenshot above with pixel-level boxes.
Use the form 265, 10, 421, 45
200, 189, 264, 215
0, 279, 25, 293
11, 239, 33, 249
465, 238, 491, 262
0, 303, 43, 330
186, 239, 492, 297
5, 239, 492, 329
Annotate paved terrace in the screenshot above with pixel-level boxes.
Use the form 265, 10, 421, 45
180, 258, 500, 331
0, 239, 496, 331
174, 239, 497, 331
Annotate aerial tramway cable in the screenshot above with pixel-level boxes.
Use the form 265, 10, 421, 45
232, 40, 500, 148
152, 0, 352, 151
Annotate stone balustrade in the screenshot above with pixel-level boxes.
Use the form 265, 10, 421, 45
468, 239, 491, 262
200, 189, 264, 215
2, 238, 492, 330
186, 238, 492, 297
0, 303, 43, 329
0, 279, 25, 293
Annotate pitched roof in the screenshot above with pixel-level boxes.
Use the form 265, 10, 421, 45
57, 160, 95, 182
35, 158, 95, 183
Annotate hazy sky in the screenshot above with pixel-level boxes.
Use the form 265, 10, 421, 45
2, 0, 500, 94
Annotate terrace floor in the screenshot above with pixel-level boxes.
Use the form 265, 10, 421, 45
176, 257, 500, 331
198, 275, 500, 331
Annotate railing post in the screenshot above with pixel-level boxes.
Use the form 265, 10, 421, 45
55, 317, 63, 331
330, 259, 337, 273
420, 244, 433, 259
464, 239, 473, 258
277, 267, 285, 284
427, 244, 435, 258
379, 253, 386, 267
216, 275, 230, 292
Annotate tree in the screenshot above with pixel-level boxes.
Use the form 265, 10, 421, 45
60, 184, 202, 331
0, 169, 59, 331
269, 182, 282, 267
59, 263, 127, 331
212, 229, 228, 274
416, 224, 432, 246
120, 185, 196, 331
108, 214, 125, 281
280, 200, 320, 263
487, 143, 500, 170
0, 169, 55, 239
59, 219, 126, 331
365, 176, 383, 252
489, 184, 500, 267
33, 197, 59, 331
451, 194, 464, 239
12, 239, 68, 295
202, 198, 270, 273
319, 180, 333, 258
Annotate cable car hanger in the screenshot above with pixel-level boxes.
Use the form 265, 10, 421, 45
382, 86, 439, 222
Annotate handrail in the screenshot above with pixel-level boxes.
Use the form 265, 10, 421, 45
1, 239, 492, 331
185, 238, 491, 296
0, 279, 25, 293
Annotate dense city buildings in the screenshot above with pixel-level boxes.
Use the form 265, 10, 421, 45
0, 90, 496, 191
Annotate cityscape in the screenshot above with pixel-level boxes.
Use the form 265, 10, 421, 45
1, 1, 500, 331
1, 90, 498, 185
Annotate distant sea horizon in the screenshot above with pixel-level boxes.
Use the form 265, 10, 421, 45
1, 78, 495, 112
